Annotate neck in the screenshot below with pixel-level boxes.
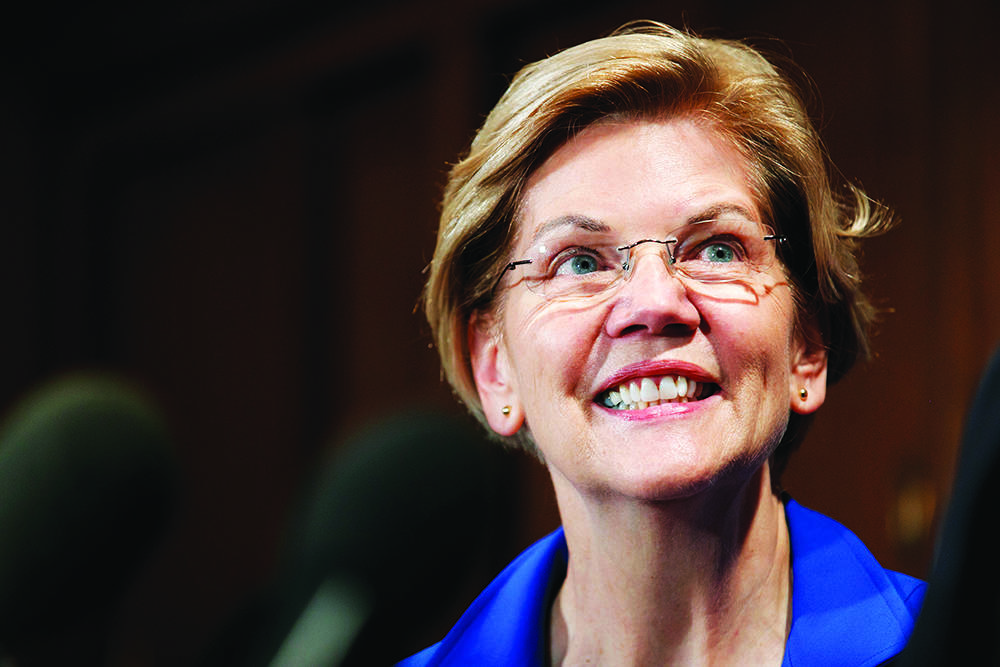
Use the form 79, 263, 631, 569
549, 465, 791, 666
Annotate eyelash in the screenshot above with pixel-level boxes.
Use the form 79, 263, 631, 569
539, 229, 753, 278
549, 246, 614, 275
684, 236, 746, 261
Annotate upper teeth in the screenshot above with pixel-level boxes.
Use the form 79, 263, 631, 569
602, 375, 702, 410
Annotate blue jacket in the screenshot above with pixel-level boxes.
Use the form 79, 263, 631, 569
399, 499, 925, 666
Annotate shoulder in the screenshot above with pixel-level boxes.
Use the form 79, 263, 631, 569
784, 499, 926, 666
396, 528, 567, 667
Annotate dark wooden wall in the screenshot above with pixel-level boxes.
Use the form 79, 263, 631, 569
2, 0, 998, 664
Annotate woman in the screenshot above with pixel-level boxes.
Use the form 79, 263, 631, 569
403, 22, 924, 666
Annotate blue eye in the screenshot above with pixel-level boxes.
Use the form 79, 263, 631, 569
567, 254, 599, 274
552, 248, 604, 276
703, 243, 737, 263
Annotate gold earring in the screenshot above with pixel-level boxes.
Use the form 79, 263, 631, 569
501, 405, 512, 416
799, 388, 808, 401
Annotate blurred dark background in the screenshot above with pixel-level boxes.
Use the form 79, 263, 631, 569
1, 0, 998, 664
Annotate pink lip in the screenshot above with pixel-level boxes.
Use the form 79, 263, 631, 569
603, 394, 722, 421
597, 359, 718, 395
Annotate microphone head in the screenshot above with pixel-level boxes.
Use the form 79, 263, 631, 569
282, 409, 514, 599
0, 372, 179, 650
215, 408, 517, 667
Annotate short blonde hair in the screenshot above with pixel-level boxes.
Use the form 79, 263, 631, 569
423, 21, 889, 469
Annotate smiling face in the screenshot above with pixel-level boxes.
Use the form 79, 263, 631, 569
470, 118, 827, 502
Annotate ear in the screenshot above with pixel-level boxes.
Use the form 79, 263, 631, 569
789, 331, 828, 415
468, 313, 524, 436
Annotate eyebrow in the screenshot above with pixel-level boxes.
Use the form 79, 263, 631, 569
525, 214, 612, 248
526, 203, 758, 245
687, 203, 759, 224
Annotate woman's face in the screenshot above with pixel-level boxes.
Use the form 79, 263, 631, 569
470, 118, 827, 502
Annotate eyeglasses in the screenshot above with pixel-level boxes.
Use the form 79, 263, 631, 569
493, 217, 786, 300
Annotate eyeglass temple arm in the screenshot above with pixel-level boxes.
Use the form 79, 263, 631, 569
491, 259, 533, 296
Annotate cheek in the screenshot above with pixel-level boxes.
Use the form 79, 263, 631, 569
504, 301, 605, 397
711, 300, 797, 385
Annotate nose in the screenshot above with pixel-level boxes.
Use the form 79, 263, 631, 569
604, 244, 701, 338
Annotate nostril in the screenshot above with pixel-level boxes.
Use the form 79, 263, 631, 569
604, 261, 702, 338
615, 321, 696, 338
662, 322, 697, 336
618, 324, 646, 337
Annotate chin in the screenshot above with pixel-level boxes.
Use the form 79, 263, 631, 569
605, 449, 768, 504
617, 472, 722, 504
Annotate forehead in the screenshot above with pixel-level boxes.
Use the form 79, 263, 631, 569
517, 118, 758, 244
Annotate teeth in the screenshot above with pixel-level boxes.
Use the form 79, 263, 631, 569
659, 376, 677, 400
675, 376, 687, 398
639, 377, 658, 402
602, 374, 710, 410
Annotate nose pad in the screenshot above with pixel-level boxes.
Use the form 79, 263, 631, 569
606, 240, 699, 337
621, 240, 677, 283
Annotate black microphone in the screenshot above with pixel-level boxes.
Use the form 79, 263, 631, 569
0, 372, 179, 664
207, 409, 516, 667
888, 347, 1000, 666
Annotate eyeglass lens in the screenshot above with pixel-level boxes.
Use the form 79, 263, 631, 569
504, 218, 782, 300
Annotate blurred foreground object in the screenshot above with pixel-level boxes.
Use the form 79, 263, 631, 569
890, 347, 1000, 665
205, 409, 515, 666
0, 373, 179, 665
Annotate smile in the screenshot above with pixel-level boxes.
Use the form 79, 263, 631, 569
597, 375, 718, 410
